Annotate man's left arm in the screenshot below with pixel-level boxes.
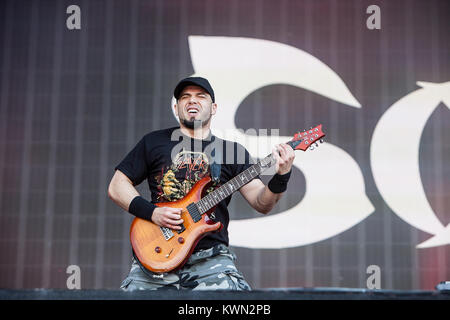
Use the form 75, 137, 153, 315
239, 143, 295, 214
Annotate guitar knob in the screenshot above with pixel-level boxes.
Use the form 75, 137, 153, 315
178, 237, 184, 244
155, 246, 161, 253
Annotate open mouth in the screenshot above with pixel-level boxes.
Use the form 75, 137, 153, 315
187, 106, 199, 115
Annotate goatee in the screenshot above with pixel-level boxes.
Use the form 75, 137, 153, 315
181, 119, 204, 130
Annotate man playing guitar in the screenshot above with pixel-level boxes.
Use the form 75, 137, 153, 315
108, 77, 295, 290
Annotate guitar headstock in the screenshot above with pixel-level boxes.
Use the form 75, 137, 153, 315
288, 124, 325, 151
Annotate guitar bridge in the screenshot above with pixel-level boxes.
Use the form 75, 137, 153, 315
160, 226, 174, 240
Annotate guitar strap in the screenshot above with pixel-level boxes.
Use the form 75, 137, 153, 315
209, 135, 222, 184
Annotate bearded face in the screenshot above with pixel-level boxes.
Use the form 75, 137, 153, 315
175, 85, 217, 130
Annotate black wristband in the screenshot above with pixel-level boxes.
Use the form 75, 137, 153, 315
128, 196, 157, 221
268, 170, 292, 194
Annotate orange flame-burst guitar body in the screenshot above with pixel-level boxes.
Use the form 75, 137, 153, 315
130, 176, 220, 273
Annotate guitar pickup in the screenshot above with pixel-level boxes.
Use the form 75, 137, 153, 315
176, 223, 185, 234
187, 203, 202, 222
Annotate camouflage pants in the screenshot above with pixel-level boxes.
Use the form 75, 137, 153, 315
120, 244, 251, 291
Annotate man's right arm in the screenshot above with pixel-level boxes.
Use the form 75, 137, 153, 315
108, 170, 184, 230
108, 170, 140, 212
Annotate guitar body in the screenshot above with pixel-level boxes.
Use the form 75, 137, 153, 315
130, 176, 222, 273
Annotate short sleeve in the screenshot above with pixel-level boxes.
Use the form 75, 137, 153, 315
115, 137, 149, 186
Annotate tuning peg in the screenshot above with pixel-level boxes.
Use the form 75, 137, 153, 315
320, 139, 324, 143
309, 145, 314, 150
315, 142, 319, 147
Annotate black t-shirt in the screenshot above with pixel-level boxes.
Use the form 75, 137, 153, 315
115, 127, 259, 251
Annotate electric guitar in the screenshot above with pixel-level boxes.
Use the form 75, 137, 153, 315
130, 124, 325, 273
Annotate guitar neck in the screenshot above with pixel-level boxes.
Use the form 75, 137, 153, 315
195, 140, 299, 214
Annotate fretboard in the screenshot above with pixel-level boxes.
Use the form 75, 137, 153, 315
195, 153, 275, 214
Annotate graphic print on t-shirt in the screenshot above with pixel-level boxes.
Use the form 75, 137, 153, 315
155, 149, 216, 202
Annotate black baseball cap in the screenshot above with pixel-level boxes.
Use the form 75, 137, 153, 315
173, 77, 215, 102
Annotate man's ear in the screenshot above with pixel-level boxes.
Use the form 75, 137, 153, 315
173, 103, 179, 117
211, 103, 217, 115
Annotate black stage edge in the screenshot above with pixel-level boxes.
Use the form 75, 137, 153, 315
1, 287, 449, 300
